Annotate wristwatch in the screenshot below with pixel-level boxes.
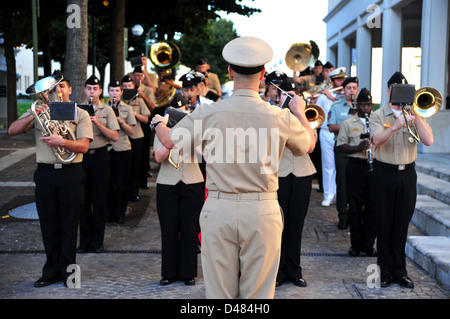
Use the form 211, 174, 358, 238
151, 120, 164, 132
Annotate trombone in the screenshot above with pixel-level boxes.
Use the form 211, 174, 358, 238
402, 87, 442, 144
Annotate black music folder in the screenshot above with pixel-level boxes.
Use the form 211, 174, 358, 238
122, 88, 139, 101
49, 102, 77, 121
78, 104, 95, 116
389, 84, 416, 105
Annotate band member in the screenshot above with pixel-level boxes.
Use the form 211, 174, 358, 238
265, 70, 287, 106
322, 61, 335, 87
275, 78, 316, 288
121, 75, 151, 201
316, 67, 347, 207
78, 75, 119, 253
8, 71, 93, 287
336, 88, 377, 257
151, 36, 314, 299
106, 80, 136, 224
154, 99, 205, 286
294, 60, 326, 92
132, 66, 156, 189
370, 72, 433, 288
196, 57, 222, 98
179, 72, 213, 112
328, 76, 359, 230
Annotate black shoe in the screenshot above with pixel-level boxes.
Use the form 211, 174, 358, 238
140, 184, 150, 190
348, 248, 360, 256
337, 219, 349, 230
275, 280, 284, 287
184, 278, 195, 286
293, 278, 307, 287
363, 247, 378, 257
93, 246, 104, 253
380, 276, 392, 288
160, 278, 177, 285
33, 276, 61, 288
117, 217, 125, 224
395, 276, 415, 289
77, 245, 93, 253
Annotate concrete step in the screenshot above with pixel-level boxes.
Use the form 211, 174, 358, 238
416, 153, 450, 183
406, 236, 450, 293
416, 171, 450, 206
413, 195, 450, 237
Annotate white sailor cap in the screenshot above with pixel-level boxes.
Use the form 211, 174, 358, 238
222, 36, 273, 75
329, 67, 347, 79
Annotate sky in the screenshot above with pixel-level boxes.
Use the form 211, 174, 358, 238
217, 0, 330, 75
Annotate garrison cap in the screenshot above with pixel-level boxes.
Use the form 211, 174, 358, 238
323, 61, 334, 69
388, 71, 408, 87
85, 75, 100, 86
279, 77, 298, 92
342, 76, 358, 88
314, 60, 323, 67
169, 92, 187, 108
108, 79, 121, 88
329, 67, 347, 79
133, 66, 144, 74
121, 75, 133, 83
222, 36, 273, 75
357, 88, 372, 102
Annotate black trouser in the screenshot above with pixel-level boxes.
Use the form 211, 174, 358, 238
310, 127, 323, 191
373, 160, 417, 279
34, 163, 85, 280
335, 146, 349, 221
107, 149, 132, 220
140, 121, 151, 187
346, 157, 376, 251
276, 173, 312, 281
80, 147, 110, 249
129, 137, 143, 199
156, 181, 205, 279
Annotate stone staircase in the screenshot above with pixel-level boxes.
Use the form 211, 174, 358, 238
406, 153, 450, 292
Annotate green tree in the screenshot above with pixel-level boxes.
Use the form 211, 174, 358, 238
178, 18, 238, 84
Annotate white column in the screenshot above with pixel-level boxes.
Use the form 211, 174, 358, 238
381, 5, 402, 106
420, 0, 450, 153
420, 0, 449, 95
337, 32, 351, 72
356, 19, 372, 91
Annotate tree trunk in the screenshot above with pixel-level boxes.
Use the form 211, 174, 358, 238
1, 5, 18, 127
65, 0, 88, 103
109, 0, 125, 82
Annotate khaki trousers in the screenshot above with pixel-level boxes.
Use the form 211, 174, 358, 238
200, 192, 283, 299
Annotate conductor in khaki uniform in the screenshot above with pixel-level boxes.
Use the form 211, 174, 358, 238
275, 78, 316, 288
151, 36, 315, 299
8, 72, 93, 287
370, 72, 433, 289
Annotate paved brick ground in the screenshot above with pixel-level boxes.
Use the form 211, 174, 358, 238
0, 137, 448, 305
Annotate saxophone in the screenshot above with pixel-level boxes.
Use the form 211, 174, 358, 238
27, 74, 78, 164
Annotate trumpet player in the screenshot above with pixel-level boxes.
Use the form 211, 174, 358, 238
78, 75, 120, 254
336, 88, 377, 257
8, 71, 93, 288
370, 72, 433, 289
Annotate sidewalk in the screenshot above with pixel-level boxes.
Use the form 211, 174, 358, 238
0, 136, 448, 301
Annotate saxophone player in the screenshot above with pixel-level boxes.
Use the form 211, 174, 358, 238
8, 71, 93, 288
336, 88, 377, 258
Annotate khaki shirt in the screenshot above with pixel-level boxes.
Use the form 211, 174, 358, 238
124, 97, 150, 139
337, 114, 375, 160
154, 136, 204, 186
21, 107, 93, 164
207, 72, 221, 96
370, 104, 427, 165
89, 101, 120, 149
110, 101, 137, 152
170, 89, 311, 194
278, 149, 316, 177
140, 83, 156, 103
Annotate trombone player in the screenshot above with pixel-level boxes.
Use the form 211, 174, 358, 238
8, 71, 93, 288
370, 72, 434, 289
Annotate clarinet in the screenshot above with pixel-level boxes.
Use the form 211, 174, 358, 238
364, 113, 373, 172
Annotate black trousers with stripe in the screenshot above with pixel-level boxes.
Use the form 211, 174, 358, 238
373, 160, 417, 279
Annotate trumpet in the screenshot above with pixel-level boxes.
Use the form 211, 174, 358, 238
402, 87, 442, 144
305, 104, 325, 129
302, 86, 343, 102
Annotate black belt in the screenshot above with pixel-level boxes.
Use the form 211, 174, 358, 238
374, 159, 415, 171
87, 146, 108, 155
37, 163, 82, 170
